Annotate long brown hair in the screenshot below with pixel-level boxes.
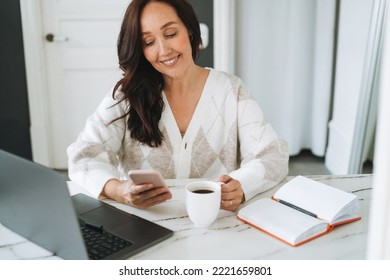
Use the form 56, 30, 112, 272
112, 0, 202, 147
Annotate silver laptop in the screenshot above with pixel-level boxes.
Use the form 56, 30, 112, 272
0, 149, 173, 259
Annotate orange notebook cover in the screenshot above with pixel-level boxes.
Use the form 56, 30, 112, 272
237, 211, 361, 247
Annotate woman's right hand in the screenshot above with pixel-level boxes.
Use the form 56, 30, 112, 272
102, 178, 172, 209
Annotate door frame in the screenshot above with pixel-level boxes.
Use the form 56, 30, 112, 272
20, 0, 52, 166
20, 0, 232, 167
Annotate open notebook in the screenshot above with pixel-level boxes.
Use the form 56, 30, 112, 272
237, 176, 361, 246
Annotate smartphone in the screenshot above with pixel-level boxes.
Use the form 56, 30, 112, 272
128, 170, 168, 187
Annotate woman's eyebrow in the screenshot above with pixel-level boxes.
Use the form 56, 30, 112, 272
142, 21, 178, 36
160, 21, 178, 30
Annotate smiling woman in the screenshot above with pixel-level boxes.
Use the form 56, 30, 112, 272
66, 0, 289, 212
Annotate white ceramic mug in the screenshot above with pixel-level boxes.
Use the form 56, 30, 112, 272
185, 181, 221, 227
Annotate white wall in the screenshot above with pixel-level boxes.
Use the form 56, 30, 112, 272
325, 0, 375, 174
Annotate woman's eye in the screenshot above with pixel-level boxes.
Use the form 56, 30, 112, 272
144, 40, 154, 46
165, 32, 176, 38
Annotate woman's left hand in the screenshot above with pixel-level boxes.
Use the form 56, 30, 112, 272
217, 175, 245, 211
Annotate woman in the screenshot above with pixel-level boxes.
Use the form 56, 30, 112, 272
67, 0, 289, 211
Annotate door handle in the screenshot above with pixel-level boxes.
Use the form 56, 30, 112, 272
45, 33, 68, 43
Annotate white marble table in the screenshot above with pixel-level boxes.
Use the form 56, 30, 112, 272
0, 175, 372, 260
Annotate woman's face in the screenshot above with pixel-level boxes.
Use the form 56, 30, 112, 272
140, 2, 194, 80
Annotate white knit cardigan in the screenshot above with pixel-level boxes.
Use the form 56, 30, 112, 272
67, 69, 289, 201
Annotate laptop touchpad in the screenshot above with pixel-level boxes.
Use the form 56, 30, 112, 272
80, 206, 135, 228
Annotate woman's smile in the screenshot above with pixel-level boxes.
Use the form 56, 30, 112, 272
161, 55, 180, 66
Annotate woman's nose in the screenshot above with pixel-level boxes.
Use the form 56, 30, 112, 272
157, 39, 170, 55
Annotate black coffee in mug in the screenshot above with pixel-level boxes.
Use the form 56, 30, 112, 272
192, 189, 214, 194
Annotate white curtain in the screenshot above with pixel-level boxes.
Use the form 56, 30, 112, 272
232, 0, 336, 156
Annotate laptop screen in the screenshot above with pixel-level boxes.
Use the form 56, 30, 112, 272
0, 149, 173, 259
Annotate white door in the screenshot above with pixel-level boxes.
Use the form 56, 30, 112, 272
41, 0, 130, 168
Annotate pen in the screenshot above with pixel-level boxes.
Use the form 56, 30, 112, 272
277, 199, 318, 218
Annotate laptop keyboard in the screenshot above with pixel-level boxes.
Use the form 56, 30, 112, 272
81, 225, 133, 259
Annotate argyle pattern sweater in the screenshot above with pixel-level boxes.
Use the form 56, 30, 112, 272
67, 69, 289, 200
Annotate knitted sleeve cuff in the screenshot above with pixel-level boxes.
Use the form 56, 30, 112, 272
229, 162, 288, 202
69, 166, 121, 199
